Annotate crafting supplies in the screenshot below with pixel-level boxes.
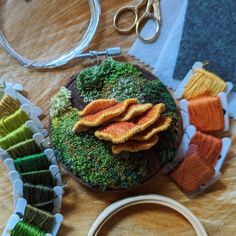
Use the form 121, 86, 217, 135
0, 109, 29, 137
0, 84, 64, 236
187, 96, 225, 132
0, 125, 33, 150
11, 221, 46, 236
23, 183, 55, 212
228, 92, 236, 119
14, 153, 50, 173
114, 0, 161, 43
165, 125, 232, 196
190, 132, 222, 167
129, 0, 187, 88
20, 170, 55, 187
180, 69, 227, 99
170, 148, 215, 193
6, 139, 41, 159
0, 81, 23, 92
174, 62, 233, 100
88, 194, 207, 236
0, 0, 106, 70
0, 95, 20, 119
10, 221, 46, 236
174, 61, 236, 120
180, 92, 229, 132
173, 0, 236, 91
23, 205, 55, 233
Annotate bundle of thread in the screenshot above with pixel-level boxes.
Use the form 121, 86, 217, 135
0, 92, 63, 235
170, 132, 222, 193
11, 204, 57, 236
170, 68, 231, 194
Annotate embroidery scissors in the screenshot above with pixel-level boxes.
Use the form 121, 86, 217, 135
113, 0, 161, 43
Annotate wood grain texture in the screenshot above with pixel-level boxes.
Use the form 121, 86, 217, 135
0, 0, 235, 235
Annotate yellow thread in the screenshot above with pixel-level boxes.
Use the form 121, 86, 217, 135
182, 69, 226, 99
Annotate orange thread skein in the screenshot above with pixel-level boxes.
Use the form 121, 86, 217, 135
190, 132, 222, 167
188, 96, 225, 132
170, 150, 215, 193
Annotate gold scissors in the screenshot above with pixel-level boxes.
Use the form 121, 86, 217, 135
113, 0, 161, 43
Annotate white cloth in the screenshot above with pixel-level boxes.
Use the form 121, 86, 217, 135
129, 0, 188, 89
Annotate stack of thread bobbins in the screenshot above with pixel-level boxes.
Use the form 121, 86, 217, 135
166, 62, 233, 196
0, 84, 63, 236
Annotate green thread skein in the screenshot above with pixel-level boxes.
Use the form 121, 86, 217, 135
10, 221, 46, 236
0, 109, 29, 136
7, 139, 41, 159
14, 153, 50, 173
0, 125, 33, 150
23, 183, 55, 213
20, 170, 55, 187
23, 205, 55, 233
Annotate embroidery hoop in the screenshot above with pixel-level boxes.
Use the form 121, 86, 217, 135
88, 195, 207, 236
0, 0, 101, 70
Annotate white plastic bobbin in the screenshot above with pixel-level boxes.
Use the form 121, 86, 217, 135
179, 92, 229, 131
0, 133, 48, 162
162, 125, 196, 174
14, 198, 63, 236
13, 179, 63, 213
4, 87, 42, 116
2, 213, 52, 236
1, 81, 23, 91
87, 194, 207, 236
174, 61, 233, 100
33, 133, 50, 149
21, 104, 44, 129
25, 120, 48, 137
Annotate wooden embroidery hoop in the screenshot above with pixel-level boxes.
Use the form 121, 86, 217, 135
88, 194, 207, 236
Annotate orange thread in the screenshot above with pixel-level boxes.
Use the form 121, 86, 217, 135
188, 96, 225, 132
170, 150, 215, 193
190, 132, 222, 167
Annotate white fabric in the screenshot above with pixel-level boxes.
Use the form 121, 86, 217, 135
129, 0, 188, 89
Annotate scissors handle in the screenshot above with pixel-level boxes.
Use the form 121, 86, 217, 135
136, 0, 161, 43
113, 6, 139, 33
113, 0, 147, 33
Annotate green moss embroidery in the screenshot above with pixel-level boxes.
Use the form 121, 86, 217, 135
51, 59, 180, 190
50, 87, 72, 118
76, 58, 143, 103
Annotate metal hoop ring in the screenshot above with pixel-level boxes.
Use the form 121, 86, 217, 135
0, 0, 101, 70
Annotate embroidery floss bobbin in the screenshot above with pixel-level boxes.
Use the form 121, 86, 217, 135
14, 198, 63, 235
174, 62, 233, 100
180, 92, 229, 132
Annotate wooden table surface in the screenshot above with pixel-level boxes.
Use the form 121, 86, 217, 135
0, 1, 235, 235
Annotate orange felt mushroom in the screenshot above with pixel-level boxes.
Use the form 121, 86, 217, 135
95, 103, 165, 143
112, 135, 159, 154
78, 98, 118, 117
132, 116, 172, 141
73, 98, 138, 133
114, 103, 153, 122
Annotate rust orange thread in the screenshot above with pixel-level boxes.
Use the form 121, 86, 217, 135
190, 132, 222, 167
188, 96, 225, 132
170, 150, 215, 193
